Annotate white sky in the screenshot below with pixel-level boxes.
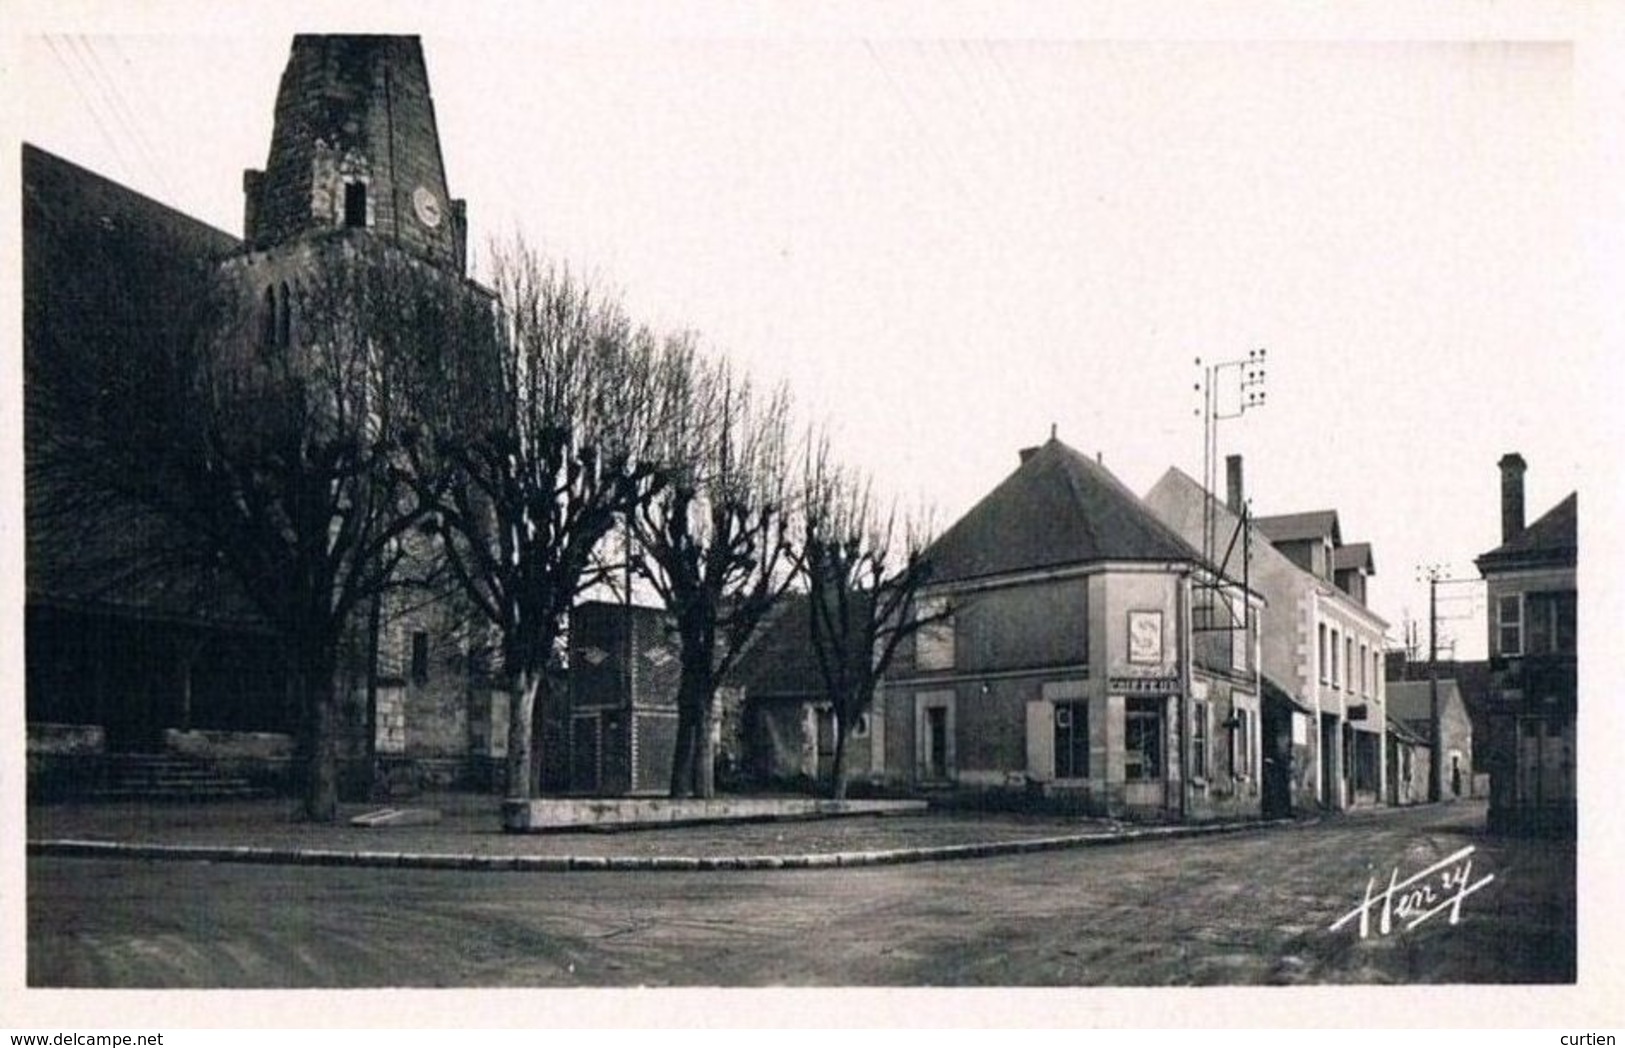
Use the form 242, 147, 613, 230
5, 1, 1618, 662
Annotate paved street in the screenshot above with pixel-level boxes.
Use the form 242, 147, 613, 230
27, 800, 1572, 988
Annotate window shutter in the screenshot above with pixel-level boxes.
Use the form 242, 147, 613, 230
1026, 700, 1054, 782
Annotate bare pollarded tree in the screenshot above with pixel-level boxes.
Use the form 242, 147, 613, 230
799, 435, 942, 800
397, 239, 667, 798
632, 344, 799, 799
28, 232, 464, 822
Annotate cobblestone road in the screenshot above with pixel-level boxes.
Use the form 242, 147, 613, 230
27, 800, 1574, 989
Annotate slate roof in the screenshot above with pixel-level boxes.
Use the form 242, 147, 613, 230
1477, 493, 1577, 571
1253, 510, 1341, 546
1385, 679, 1466, 738
922, 438, 1202, 585
1333, 542, 1374, 574
1261, 673, 1313, 715
726, 592, 869, 698
24, 144, 268, 629
1386, 715, 1429, 747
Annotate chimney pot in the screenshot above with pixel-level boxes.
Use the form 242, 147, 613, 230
1498, 453, 1527, 543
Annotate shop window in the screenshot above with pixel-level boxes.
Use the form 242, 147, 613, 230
1054, 701, 1089, 779
1125, 698, 1162, 782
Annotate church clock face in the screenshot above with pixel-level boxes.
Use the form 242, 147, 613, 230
412, 185, 442, 228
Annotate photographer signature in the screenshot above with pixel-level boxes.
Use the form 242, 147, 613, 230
1329, 845, 1495, 939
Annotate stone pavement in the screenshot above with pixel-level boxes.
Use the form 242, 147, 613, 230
26, 791, 1290, 871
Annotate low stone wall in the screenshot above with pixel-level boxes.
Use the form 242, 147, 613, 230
164, 728, 292, 761
27, 723, 107, 800
164, 729, 293, 790
28, 722, 106, 756
503, 797, 929, 833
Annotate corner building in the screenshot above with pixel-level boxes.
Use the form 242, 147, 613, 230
877, 438, 1264, 822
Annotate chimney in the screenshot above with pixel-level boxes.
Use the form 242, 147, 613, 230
1019, 446, 1041, 464
1226, 454, 1245, 514
1498, 453, 1527, 543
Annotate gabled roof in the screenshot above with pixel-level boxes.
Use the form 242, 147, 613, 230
1386, 716, 1429, 747
923, 438, 1201, 585
23, 143, 239, 267
1385, 679, 1466, 732
1334, 542, 1374, 575
1143, 466, 1387, 633
725, 592, 869, 697
1253, 510, 1341, 546
1261, 673, 1314, 715
1476, 492, 1577, 571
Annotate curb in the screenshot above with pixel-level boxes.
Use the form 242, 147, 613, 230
26, 818, 1288, 873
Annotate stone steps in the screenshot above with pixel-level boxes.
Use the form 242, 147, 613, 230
90, 755, 273, 802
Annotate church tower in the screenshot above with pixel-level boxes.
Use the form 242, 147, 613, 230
242, 35, 467, 276
229, 35, 502, 796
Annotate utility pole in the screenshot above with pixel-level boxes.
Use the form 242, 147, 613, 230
1190, 349, 1268, 823
1426, 568, 1442, 803
1416, 565, 1483, 803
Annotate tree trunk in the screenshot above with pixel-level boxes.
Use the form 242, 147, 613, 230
669, 705, 697, 799
297, 661, 340, 823
528, 670, 554, 797
669, 659, 716, 799
506, 666, 540, 799
694, 699, 716, 800
830, 714, 852, 801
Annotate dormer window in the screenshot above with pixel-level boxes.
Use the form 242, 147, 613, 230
344, 181, 367, 228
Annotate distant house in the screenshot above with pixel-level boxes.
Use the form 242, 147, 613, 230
1474, 454, 1576, 835
1144, 458, 1389, 815
1386, 655, 1493, 797
725, 594, 880, 790
877, 437, 1262, 822
1385, 716, 1432, 807
1385, 680, 1475, 800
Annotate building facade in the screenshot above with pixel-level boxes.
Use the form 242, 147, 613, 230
1385, 679, 1475, 802
1474, 454, 1577, 835
1144, 457, 1389, 815
724, 594, 883, 791
877, 438, 1262, 821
